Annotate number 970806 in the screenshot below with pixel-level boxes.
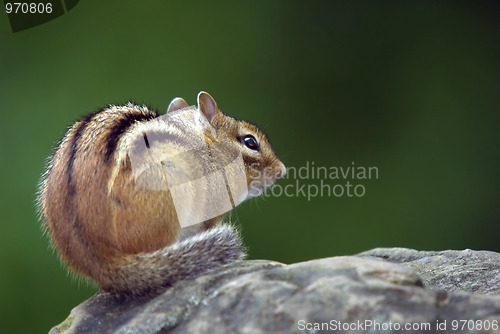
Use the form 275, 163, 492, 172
6, 2, 53, 14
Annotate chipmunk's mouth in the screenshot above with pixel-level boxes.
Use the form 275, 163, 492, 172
247, 181, 267, 198
246, 161, 286, 198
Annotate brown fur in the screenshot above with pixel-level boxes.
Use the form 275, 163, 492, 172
38, 92, 285, 297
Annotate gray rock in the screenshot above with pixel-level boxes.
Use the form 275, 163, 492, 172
50, 249, 500, 334
358, 248, 500, 295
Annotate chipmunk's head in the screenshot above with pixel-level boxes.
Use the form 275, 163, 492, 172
166, 91, 286, 199
166, 91, 285, 200
197, 91, 286, 198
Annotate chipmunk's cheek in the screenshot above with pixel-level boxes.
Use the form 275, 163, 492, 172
246, 173, 264, 198
245, 176, 273, 199
247, 183, 264, 198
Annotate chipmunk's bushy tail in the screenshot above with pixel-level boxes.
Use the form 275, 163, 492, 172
103, 224, 244, 298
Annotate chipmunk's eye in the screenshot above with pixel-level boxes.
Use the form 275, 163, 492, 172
242, 135, 259, 151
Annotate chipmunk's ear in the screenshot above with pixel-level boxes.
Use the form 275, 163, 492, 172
197, 91, 218, 122
167, 97, 189, 113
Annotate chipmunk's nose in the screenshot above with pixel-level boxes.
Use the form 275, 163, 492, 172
275, 161, 286, 179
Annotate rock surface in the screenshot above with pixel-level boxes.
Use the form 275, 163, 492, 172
50, 248, 500, 334
358, 248, 500, 295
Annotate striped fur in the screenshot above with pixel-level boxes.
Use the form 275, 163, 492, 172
38, 92, 285, 297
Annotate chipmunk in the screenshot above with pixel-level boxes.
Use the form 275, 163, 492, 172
38, 91, 285, 297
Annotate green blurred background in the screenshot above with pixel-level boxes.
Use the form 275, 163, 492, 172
1, 1, 499, 332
